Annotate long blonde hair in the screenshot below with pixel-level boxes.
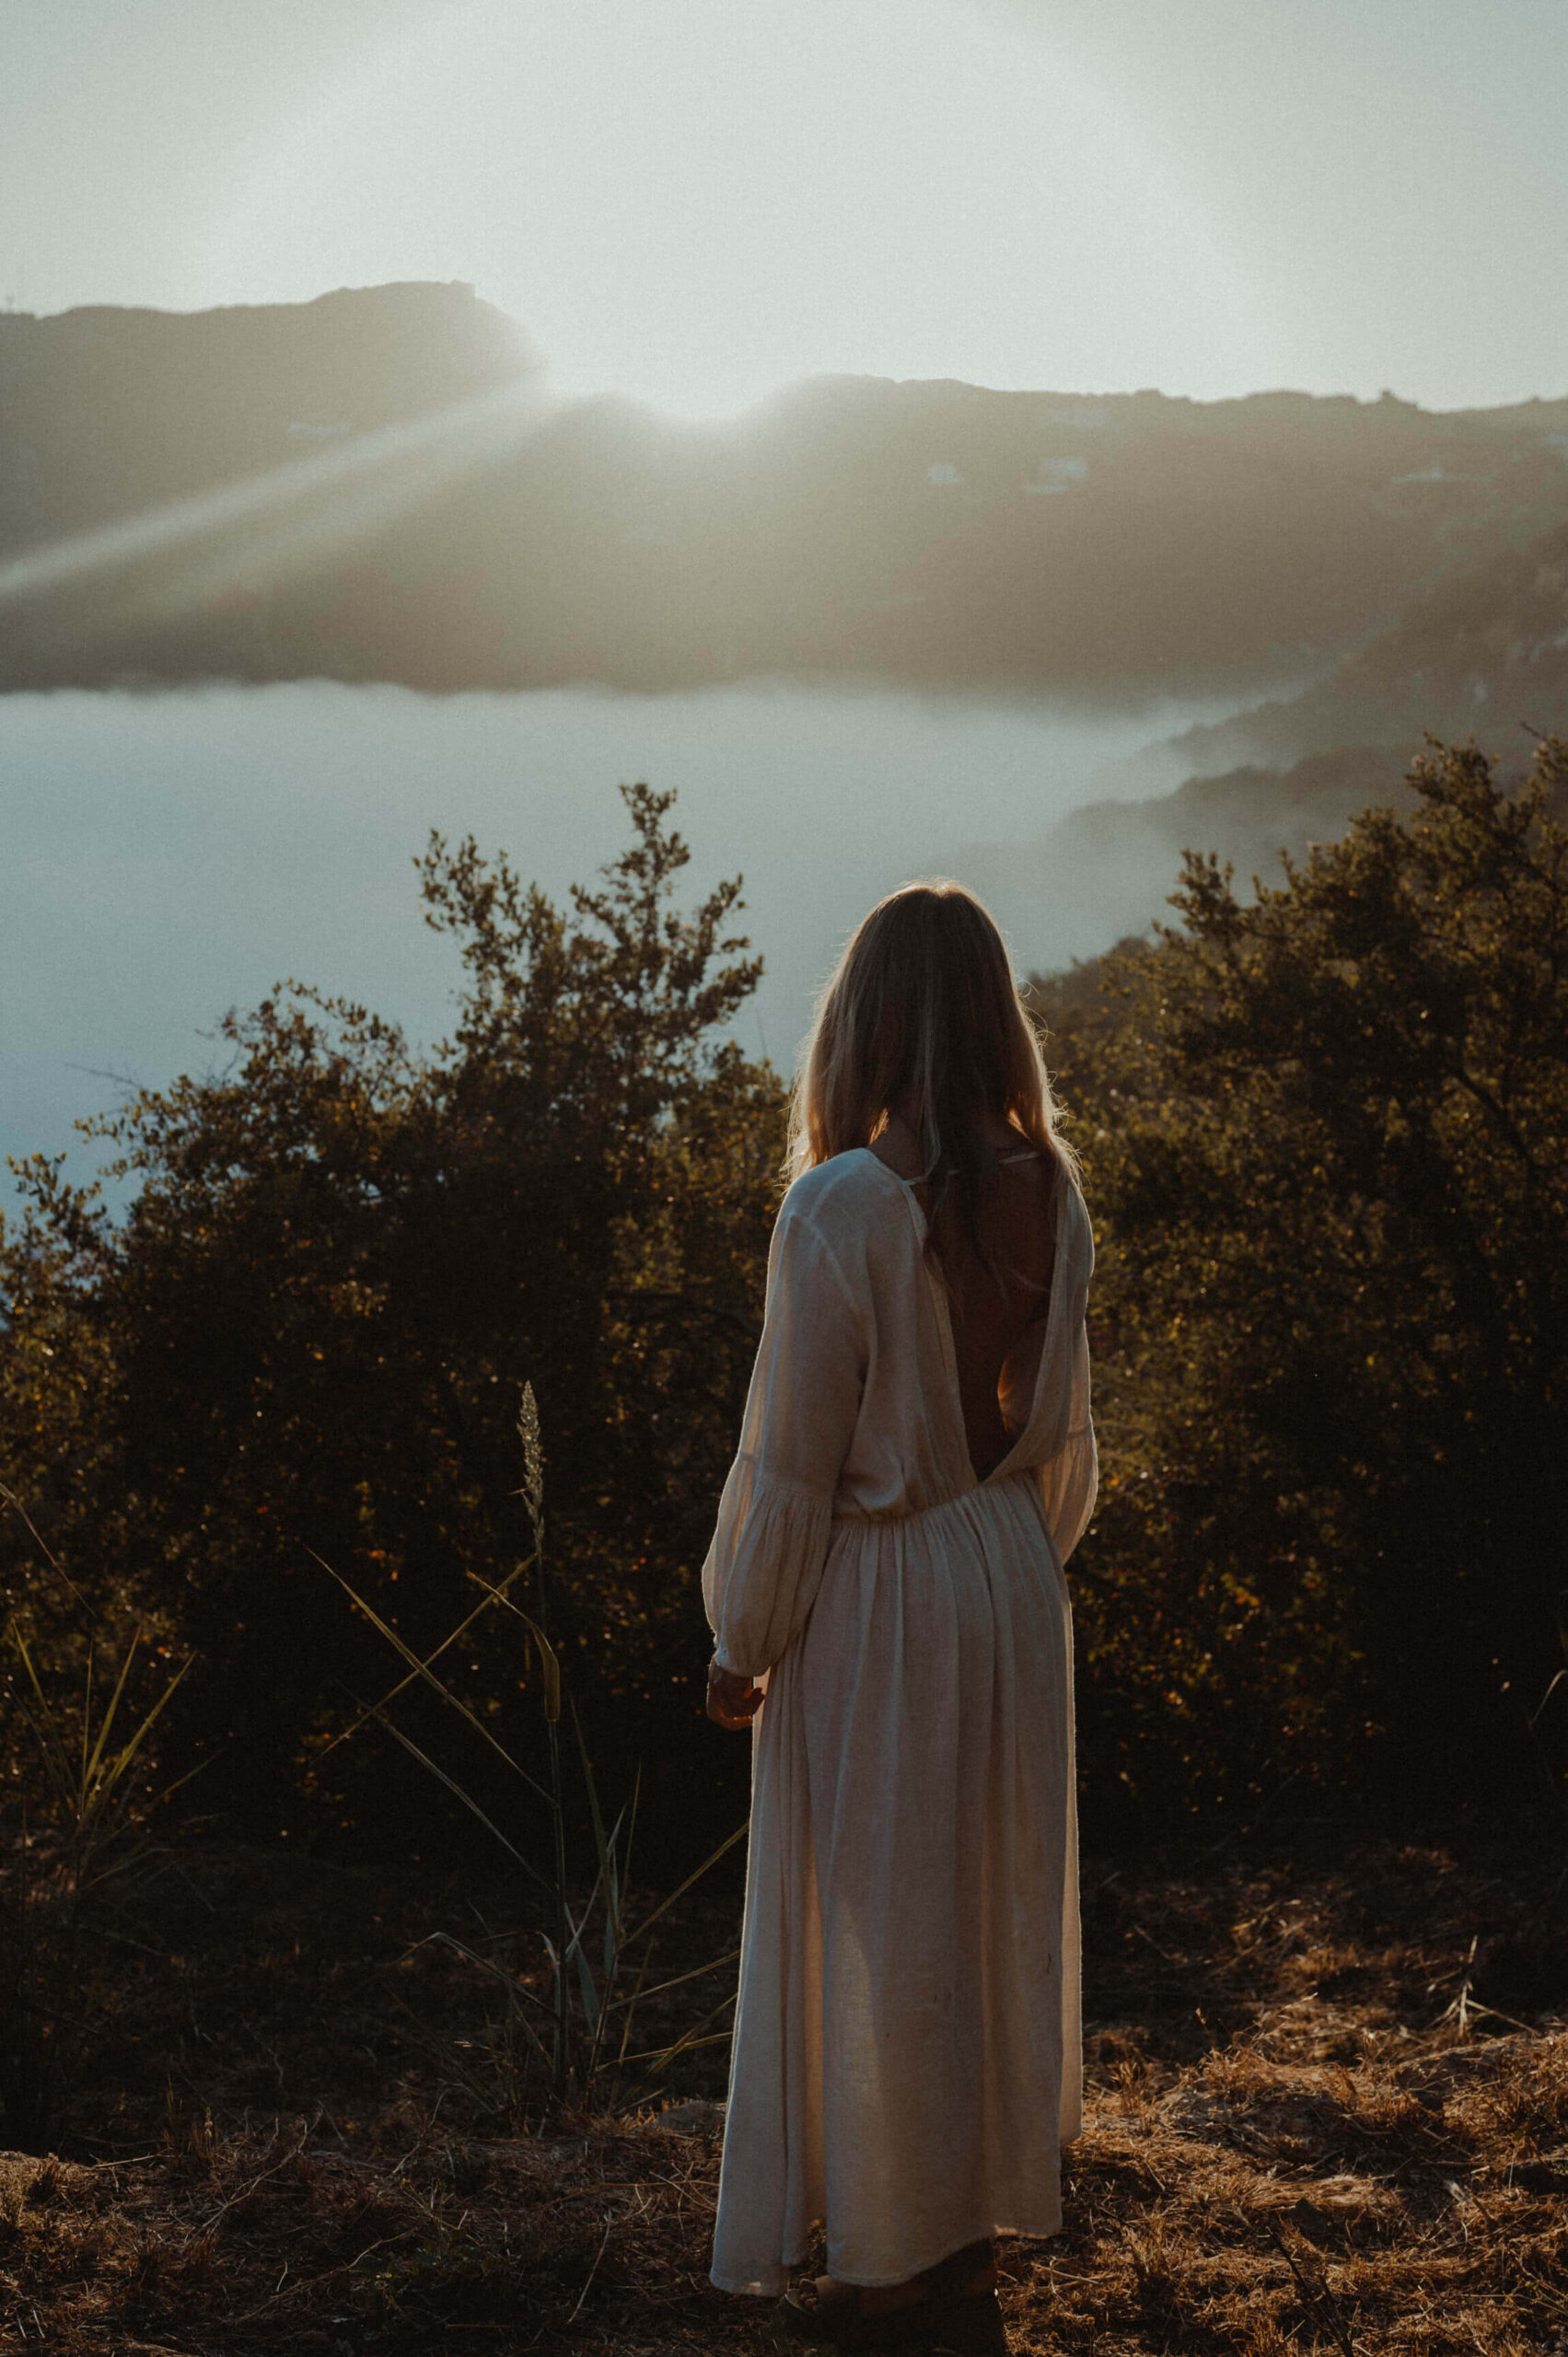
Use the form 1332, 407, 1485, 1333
787, 880, 1075, 1247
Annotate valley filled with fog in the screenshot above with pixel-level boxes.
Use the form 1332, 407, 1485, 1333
2, 674, 1273, 1209
8, 290, 1568, 1217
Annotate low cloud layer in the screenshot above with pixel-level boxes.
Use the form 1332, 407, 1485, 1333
2, 677, 1255, 1209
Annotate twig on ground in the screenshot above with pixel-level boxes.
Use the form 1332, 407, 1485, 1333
566, 2217, 615, 2322
1263, 2209, 1357, 2357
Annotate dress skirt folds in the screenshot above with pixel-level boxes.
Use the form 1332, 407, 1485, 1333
702, 1148, 1097, 2294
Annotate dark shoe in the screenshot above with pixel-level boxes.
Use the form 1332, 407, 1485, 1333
772, 2243, 1009, 2354
924, 2291, 1008, 2356
772, 2287, 1007, 2354
772, 2283, 906, 2349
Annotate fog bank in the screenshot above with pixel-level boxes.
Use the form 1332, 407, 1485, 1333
3, 676, 1258, 1208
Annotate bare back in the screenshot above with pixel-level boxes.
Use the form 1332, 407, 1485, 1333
870, 1120, 1058, 1481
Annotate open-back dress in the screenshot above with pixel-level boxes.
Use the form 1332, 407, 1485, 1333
702, 1144, 1097, 2294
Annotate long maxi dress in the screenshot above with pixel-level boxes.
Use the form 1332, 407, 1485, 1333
702, 1145, 1098, 2296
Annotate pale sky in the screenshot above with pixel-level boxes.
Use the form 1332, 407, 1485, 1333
2, 0, 1565, 418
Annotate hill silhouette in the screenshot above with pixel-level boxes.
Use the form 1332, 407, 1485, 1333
4, 284, 1568, 700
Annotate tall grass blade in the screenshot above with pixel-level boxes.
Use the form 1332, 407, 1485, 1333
637, 1982, 739, 2073
80, 1646, 96, 1798
361, 1704, 549, 1889
0, 1482, 89, 1610
325, 1552, 536, 1753
95, 1649, 193, 1800
618, 2020, 736, 2072
620, 1817, 749, 1954
604, 1946, 741, 2014
616, 1943, 655, 2071
572, 1707, 622, 1954
314, 1553, 555, 1808
85, 1635, 148, 1798
466, 1573, 561, 1722
1529, 1668, 1567, 1732
575, 1944, 601, 2034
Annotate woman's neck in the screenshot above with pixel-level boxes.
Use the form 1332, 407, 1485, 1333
878, 1099, 1021, 1176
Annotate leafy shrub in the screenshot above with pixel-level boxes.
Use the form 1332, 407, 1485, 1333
1040, 737, 1568, 1825
0, 1494, 190, 2148
6, 744, 1565, 1848
1, 787, 784, 1846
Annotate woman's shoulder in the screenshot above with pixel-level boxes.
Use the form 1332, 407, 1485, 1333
778, 1149, 902, 1240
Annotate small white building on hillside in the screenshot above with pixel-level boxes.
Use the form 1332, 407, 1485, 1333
1024, 455, 1088, 494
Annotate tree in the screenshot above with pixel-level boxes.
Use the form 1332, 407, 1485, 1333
1, 787, 785, 1840
1043, 737, 1568, 1821
11, 743, 1564, 1845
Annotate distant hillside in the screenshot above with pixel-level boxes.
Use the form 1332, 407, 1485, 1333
993, 506, 1568, 963
1020, 738, 1568, 1026
1340, 517, 1568, 722
0, 282, 538, 542
949, 744, 1420, 960
1107, 517, 1568, 792
4, 284, 1568, 694
961, 548, 1568, 970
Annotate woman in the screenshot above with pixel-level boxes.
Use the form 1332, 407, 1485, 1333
702, 882, 1097, 2355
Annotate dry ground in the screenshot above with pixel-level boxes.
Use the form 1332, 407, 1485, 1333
2, 1822, 1565, 2354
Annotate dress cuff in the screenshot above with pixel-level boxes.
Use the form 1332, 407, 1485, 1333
703, 1461, 835, 1679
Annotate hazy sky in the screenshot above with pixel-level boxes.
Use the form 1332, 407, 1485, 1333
3, 0, 1565, 418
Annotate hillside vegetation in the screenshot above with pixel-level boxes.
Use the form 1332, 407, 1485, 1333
5, 739, 1565, 1853
4, 738, 1566, 2350
1030, 737, 1568, 1829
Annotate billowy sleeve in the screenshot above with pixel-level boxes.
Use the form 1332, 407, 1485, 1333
703, 1199, 866, 1678
1039, 1182, 1098, 1563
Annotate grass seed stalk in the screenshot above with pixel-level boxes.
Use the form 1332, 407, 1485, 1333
323, 1381, 745, 2122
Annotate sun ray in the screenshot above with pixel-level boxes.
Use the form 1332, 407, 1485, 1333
0, 376, 556, 619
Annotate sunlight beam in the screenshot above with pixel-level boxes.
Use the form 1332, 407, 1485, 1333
0, 375, 555, 613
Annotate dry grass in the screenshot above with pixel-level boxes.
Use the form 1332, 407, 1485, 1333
1, 1825, 1564, 2353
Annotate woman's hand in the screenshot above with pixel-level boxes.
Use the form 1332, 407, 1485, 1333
706, 1657, 764, 1730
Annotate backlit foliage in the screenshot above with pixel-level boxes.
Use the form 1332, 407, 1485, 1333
1, 786, 784, 1839
4, 744, 1565, 1841
1041, 737, 1568, 1822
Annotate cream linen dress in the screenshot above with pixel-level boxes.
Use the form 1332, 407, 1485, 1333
702, 1145, 1097, 2295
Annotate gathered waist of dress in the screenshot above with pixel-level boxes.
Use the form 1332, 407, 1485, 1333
832, 1467, 1040, 1530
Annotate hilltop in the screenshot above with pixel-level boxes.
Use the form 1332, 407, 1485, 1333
4, 283, 1568, 700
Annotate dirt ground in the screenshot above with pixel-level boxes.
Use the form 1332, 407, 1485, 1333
2, 1817, 1565, 2354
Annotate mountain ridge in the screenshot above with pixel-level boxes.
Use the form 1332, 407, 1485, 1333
5, 283, 1568, 699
